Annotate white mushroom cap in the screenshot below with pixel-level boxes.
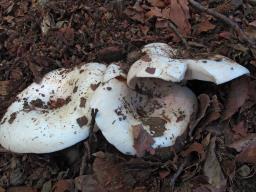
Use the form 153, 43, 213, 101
90, 75, 197, 155
128, 43, 250, 87
184, 55, 250, 84
0, 63, 106, 153
103, 63, 126, 83
142, 42, 178, 58
127, 56, 187, 89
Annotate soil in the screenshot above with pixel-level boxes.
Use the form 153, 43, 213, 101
0, 0, 256, 192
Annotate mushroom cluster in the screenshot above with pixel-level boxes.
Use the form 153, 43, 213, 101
0, 43, 249, 156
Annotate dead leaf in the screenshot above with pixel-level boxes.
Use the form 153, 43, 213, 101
75, 175, 105, 192
228, 133, 256, 152
52, 179, 74, 192
0, 187, 5, 192
58, 26, 75, 45
245, 26, 256, 40
223, 77, 249, 120
248, 80, 256, 102
0, 81, 13, 96
228, 134, 256, 163
159, 170, 170, 179
181, 142, 204, 157
249, 20, 256, 28
97, 46, 124, 63
189, 94, 210, 136
162, 0, 191, 36
132, 124, 155, 157
232, 121, 247, 138
218, 31, 232, 39
236, 143, 256, 163
7, 187, 37, 192
221, 160, 236, 180
93, 154, 134, 191
203, 137, 226, 189
147, 0, 166, 8
145, 7, 162, 19
196, 18, 216, 33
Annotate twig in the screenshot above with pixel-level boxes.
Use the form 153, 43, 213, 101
88, 108, 98, 145
0, 147, 9, 153
188, 0, 255, 47
170, 155, 191, 189
86, 109, 98, 161
168, 21, 189, 50
79, 108, 98, 175
79, 147, 87, 175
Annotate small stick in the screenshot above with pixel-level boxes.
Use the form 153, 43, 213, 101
170, 156, 191, 189
0, 147, 9, 153
87, 108, 98, 160
79, 108, 98, 175
188, 0, 255, 47
168, 21, 189, 50
79, 149, 87, 175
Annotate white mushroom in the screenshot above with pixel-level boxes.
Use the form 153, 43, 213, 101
90, 64, 197, 155
183, 55, 250, 84
0, 63, 106, 153
103, 63, 126, 83
128, 43, 249, 88
142, 42, 178, 58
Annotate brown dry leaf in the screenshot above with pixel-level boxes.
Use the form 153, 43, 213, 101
163, 0, 191, 36
203, 137, 226, 189
0, 81, 13, 96
52, 179, 74, 192
159, 170, 170, 179
248, 80, 256, 102
97, 46, 124, 63
236, 143, 256, 163
132, 124, 155, 157
7, 187, 37, 192
189, 94, 210, 136
75, 175, 105, 192
228, 133, 256, 163
223, 77, 249, 120
249, 20, 256, 28
245, 26, 256, 40
181, 142, 204, 157
145, 7, 162, 18
147, 0, 166, 8
93, 154, 133, 192
0, 187, 5, 192
196, 18, 216, 33
145, 0, 191, 36
58, 26, 75, 45
232, 121, 247, 138
221, 160, 236, 180
199, 96, 222, 130
124, 5, 145, 23
228, 134, 256, 152
218, 31, 232, 40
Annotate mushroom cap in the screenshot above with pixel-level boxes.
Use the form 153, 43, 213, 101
184, 55, 250, 84
103, 63, 126, 83
127, 55, 187, 89
0, 63, 106, 153
142, 42, 178, 58
128, 43, 250, 87
90, 77, 197, 155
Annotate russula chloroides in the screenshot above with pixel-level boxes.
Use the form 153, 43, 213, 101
0, 63, 106, 153
128, 43, 249, 88
90, 71, 197, 155
0, 43, 250, 155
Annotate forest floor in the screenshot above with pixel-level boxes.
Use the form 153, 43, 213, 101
0, 0, 256, 191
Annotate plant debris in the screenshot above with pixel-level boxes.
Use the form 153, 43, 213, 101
0, 0, 256, 191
